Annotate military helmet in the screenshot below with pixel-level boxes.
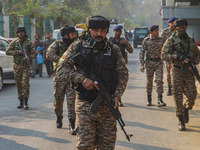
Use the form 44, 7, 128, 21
175, 18, 188, 27
60, 25, 76, 37
86, 15, 110, 29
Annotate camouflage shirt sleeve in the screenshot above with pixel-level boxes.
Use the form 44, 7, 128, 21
29, 41, 37, 60
125, 40, 133, 54
161, 38, 177, 62
113, 44, 129, 99
56, 41, 84, 83
194, 44, 200, 65
6, 40, 18, 56
139, 39, 147, 66
46, 41, 60, 63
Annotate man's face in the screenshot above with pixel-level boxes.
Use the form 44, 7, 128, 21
176, 25, 187, 31
64, 32, 77, 39
114, 29, 122, 38
168, 22, 175, 30
17, 31, 25, 39
150, 28, 159, 38
45, 33, 51, 39
35, 35, 40, 40
89, 28, 107, 42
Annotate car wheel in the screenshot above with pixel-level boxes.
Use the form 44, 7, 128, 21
0, 70, 3, 91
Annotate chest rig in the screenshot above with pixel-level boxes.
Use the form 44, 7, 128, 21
75, 42, 117, 102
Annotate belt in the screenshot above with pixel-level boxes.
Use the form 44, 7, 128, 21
146, 58, 161, 61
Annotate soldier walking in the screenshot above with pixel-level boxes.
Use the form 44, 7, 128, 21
46, 25, 77, 135
6, 27, 36, 109
140, 25, 166, 107
162, 19, 200, 131
109, 25, 133, 106
161, 17, 176, 96
56, 15, 128, 149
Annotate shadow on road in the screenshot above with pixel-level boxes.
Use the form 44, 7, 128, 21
0, 125, 69, 143
0, 137, 37, 150
116, 140, 173, 150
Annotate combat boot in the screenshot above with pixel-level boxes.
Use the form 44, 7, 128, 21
178, 116, 185, 131
157, 95, 166, 107
69, 119, 76, 135
119, 98, 123, 107
24, 98, 29, 110
184, 107, 189, 123
56, 115, 63, 128
17, 98, 24, 109
146, 94, 152, 106
167, 85, 172, 96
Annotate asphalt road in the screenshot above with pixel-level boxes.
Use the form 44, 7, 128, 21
0, 46, 200, 150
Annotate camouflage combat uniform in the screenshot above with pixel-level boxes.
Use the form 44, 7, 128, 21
6, 37, 36, 100
161, 27, 175, 87
56, 38, 128, 149
140, 35, 164, 96
162, 32, 200, 117
46, 40, 76, 120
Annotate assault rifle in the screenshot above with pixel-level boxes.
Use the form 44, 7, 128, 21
19, 42, 30, 68
72, 53, 133, 142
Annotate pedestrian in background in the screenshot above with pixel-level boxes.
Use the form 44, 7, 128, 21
109, 24, 133, 106
46, 25, 77, 135
31, 33, 44, 78
56, 15, 128, 150
44, 32, 55, 78
6, 27, 36, 109
140, 25, 166, 107
162, 19, 200, 131
161, 17, 176, 96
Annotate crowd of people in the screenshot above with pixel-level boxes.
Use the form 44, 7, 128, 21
5, 15, 200, 149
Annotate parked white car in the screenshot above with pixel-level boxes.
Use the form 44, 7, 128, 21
0, 36, 14, 91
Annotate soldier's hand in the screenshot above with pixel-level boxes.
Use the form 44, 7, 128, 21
178, 54, 190, 63
18, 50, 24, 55
120, 39, 128, 45
82, 78, 99, 91
113, 97, 119, 109
140, 65, 145, 72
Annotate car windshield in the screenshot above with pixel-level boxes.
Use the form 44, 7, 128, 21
0, 39, 9, 51
135, 29, 148, 34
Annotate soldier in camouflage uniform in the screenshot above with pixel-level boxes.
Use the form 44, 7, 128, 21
46, 25, 77, 135
140, 25, 166, 107
6, 27, 36, 110
162, 19, 200, 131
56, 16, 128, 150
109, 25, 133, 107
161, 17, 176, 96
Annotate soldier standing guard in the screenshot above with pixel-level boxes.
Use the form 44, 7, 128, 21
162, 19, 200, 131
161, 17, 176, 96
46, 25, 77, 135
140, 25, 166, 107
6, 27, 36, 109
109, 25, 133, 106
56, 15, 128, 149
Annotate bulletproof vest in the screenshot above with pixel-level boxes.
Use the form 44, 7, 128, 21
172, 34, 197, 68
13, 39, 31, 65
56, 40, 69, 57
109, 37, 126, 58
75, 43, 117, 102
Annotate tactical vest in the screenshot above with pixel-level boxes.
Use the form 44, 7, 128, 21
75, 42, 117, 102
171, 34, 197, 68
13, 39, 31, 65
109, 37, 126, 58
56, 40, 69, 57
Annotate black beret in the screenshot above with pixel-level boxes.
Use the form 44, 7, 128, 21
149, 25, 159, 32
60, 25, 76, 37
16, 27, 26, 34
168, 17, 176, 23
175, 19, 188, 27
86, 15, 110, 29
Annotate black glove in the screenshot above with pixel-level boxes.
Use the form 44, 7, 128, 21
177, 54, 188, 63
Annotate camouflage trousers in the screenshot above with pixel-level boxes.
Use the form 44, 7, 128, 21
13, 63, 30, 100
172, 67, 197, 117
53, 77, 76, 119
76, 100, 117, 150
145, 60, 164, 95
165, 61, 172, 86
